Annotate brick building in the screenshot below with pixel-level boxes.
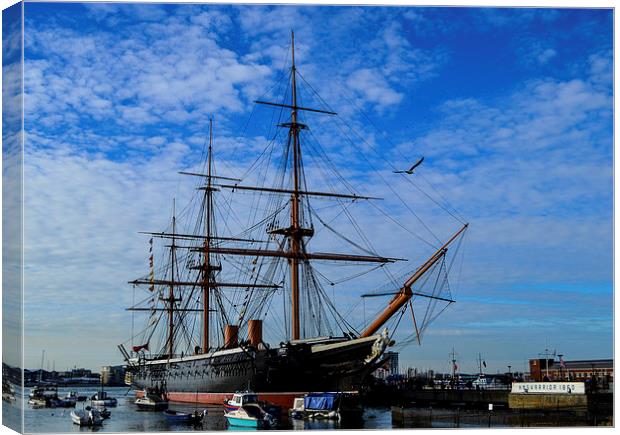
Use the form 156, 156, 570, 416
529, 358, 613, 383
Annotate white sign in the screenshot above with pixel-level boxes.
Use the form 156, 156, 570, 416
511, 382, 585, 395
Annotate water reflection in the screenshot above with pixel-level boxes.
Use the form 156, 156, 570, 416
290, 419, 338, 431
226, 426, 263, 432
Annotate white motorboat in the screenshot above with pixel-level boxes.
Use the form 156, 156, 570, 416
134, 393, 168, 411
28, 398, 46, 409
90, 390, 118, 407
71, 406, 104, 426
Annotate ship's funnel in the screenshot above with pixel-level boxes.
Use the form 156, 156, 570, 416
248, 320, 263, 347
224, 325, 239, 349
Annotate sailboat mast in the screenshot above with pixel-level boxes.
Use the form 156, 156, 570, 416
451, 347, 457, 380
39, 350, 45, 383
202, 119, 214, 353
289, 31, 302, 340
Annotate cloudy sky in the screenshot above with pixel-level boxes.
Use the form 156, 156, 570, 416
17, 2, 612, 375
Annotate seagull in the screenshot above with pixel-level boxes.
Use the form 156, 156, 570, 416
393, 157, 424, 174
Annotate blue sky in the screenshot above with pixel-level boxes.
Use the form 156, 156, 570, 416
16, 2, 612, 375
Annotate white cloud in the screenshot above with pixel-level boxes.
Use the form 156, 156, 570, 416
346, 68, 403, 109
537, 48, 557, 64
588, 50, 613, 87
24, 12, 274, 134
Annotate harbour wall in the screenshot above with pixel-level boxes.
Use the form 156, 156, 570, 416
400, 389, 509, 408
508, 393, 587, 410
391, 406, 612, 427
390, 390, 612, 427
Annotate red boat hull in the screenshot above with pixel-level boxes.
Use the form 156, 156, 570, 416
136, 390, 304, 409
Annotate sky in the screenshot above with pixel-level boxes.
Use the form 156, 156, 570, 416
11, 2, 613, 375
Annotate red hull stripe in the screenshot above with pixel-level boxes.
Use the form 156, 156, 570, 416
137, 391, 306, 409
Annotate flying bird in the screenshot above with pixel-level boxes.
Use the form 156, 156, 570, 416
393, 157, 424, 174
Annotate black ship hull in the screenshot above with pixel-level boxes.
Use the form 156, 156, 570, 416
128, 334, 390, 405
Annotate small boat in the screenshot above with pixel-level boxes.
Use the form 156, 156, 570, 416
28, 398, 46, 409
2, 379, 16, 403
134, 393, 168, 411
49, 397, 76, 408
223, 392, 259, 413
163, 409, 206, 424
225, 403, 276, 429
61, 392, 78, 406
29, 385, 58, 400
224, 392, 281, 418
71, 406, 104, 426
65, 391, 87, 402
2, 391, 15, 403
91, 390, 118, 407
28, 385, 60, 408
289, 398, 305, 420
289, 392, 363, 421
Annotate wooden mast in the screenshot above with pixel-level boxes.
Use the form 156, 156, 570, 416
289, 31, 302, 340
202, 119, 214, 353
252, 31, 396, 340
168, 199, 177, 357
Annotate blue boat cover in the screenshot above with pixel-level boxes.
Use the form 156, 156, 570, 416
304, 393, 338, 410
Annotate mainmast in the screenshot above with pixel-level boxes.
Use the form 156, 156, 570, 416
289, 31, 302, 340
202, 119, 216, 353
252, 31, 396, 341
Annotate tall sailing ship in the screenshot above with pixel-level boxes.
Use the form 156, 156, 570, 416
119, 33, 468, 406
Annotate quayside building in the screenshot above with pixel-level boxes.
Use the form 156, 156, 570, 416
529, 358, 613, 383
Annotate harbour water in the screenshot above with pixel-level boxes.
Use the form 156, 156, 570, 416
5, 386, 610, 432
9, 387, 393, 432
